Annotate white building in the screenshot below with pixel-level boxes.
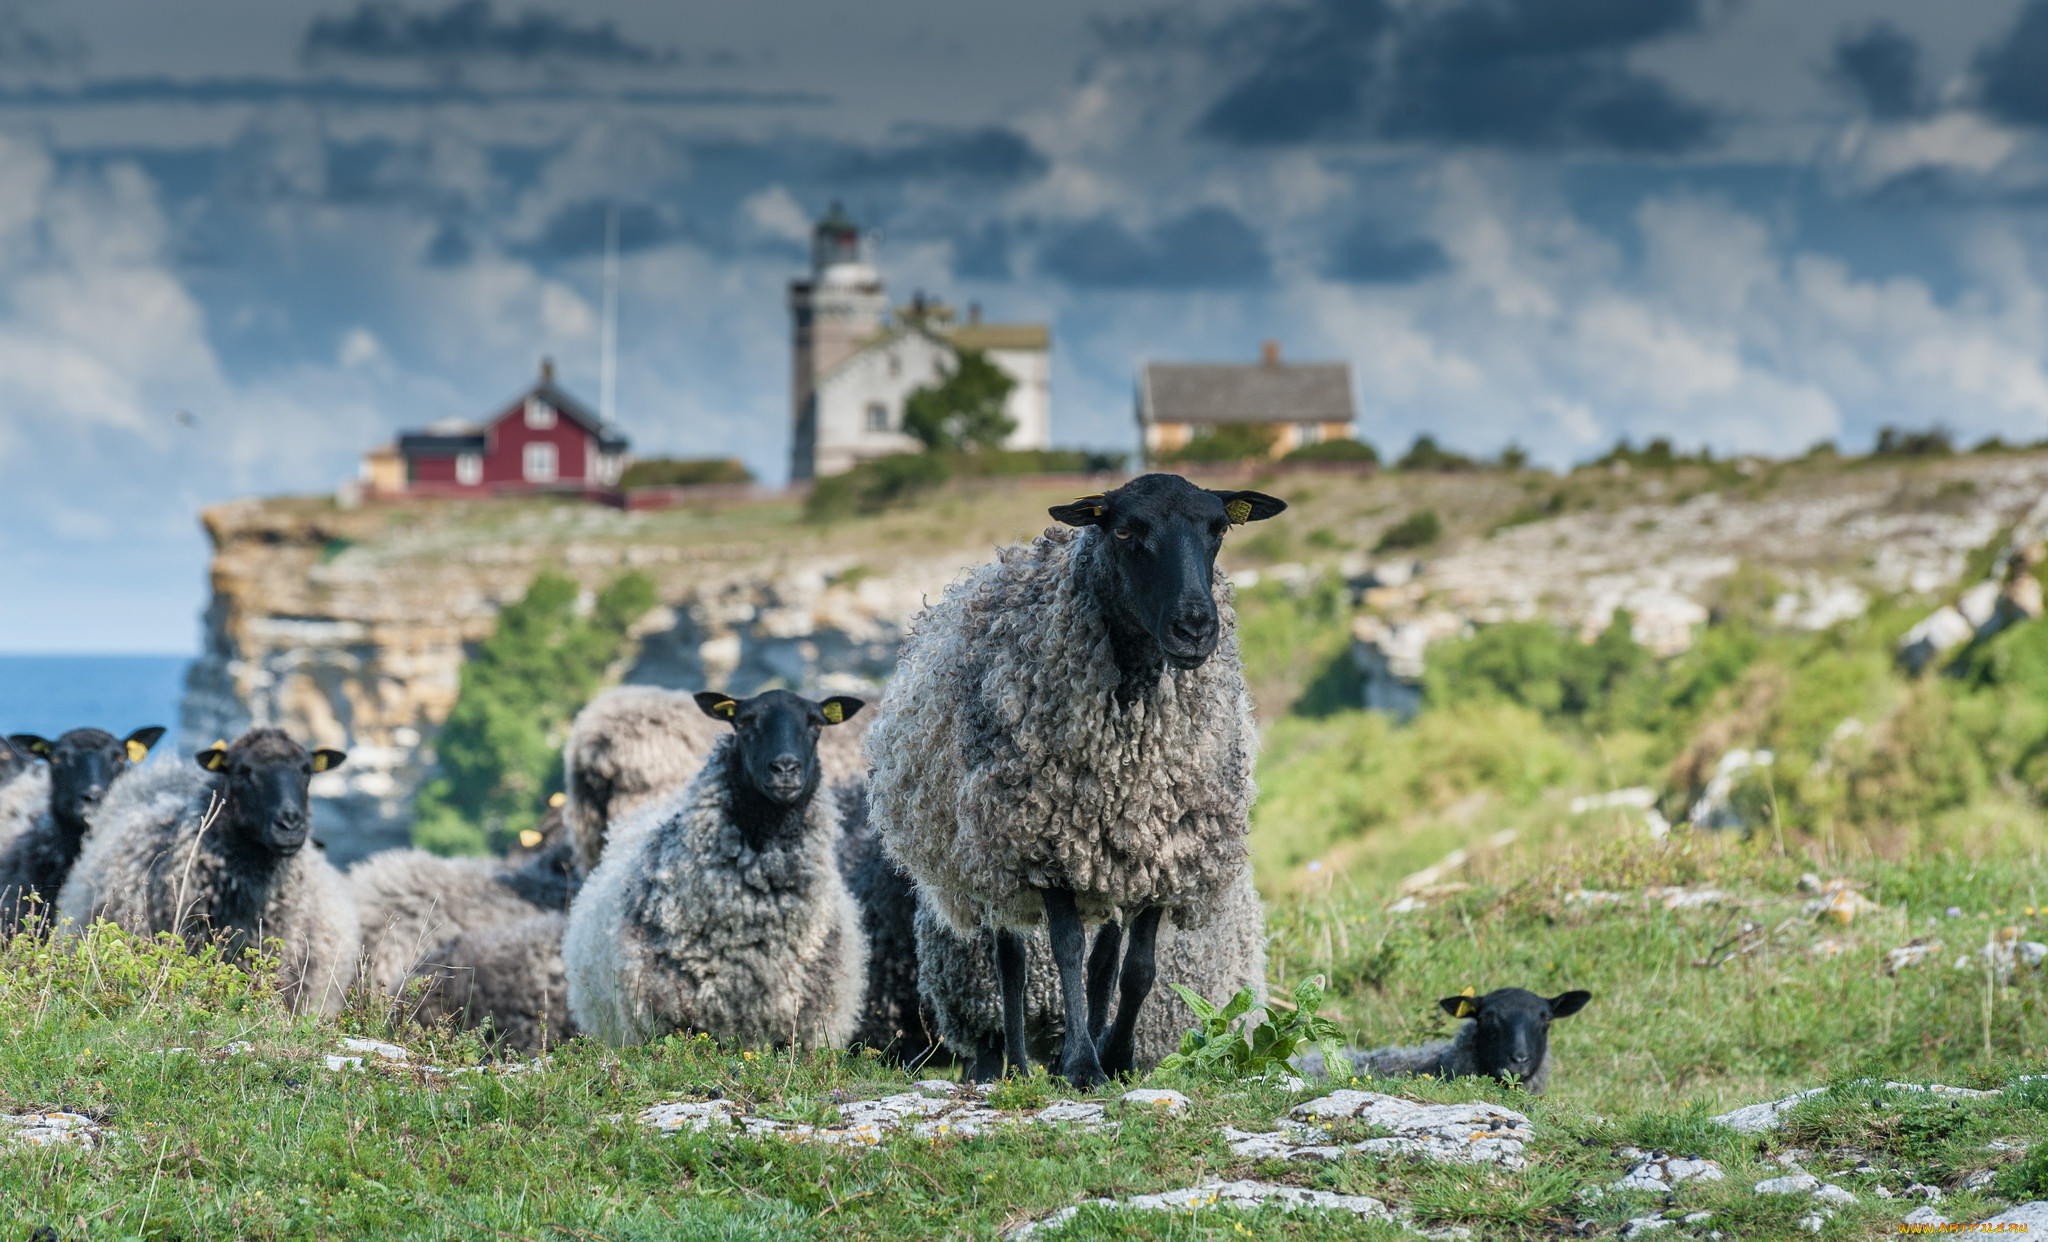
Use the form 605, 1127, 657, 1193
789, 203, 1050, 479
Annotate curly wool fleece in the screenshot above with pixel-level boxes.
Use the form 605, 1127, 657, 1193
56, 763, 360, 1016
868, 524, 1258, 935
563, 734, 866, 1049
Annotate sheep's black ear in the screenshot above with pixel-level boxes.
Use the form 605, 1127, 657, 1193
1548, 990, 1592, 1018
818, 696, 865, 726
693, 691, 740, 722
196, 742, 229, 772
1209, 490, 1287, 525
8, 734, 52, 760
1049, 495, 1109, 527
311, 749, 348, 774
124, 726, 167, 763
1439, 992, 1480, 1020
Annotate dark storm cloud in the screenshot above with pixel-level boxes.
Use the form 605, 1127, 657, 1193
0, 5, 85, 67
832, 127, 1048, 185
1190, 0, 1715, 153
1977, 0, 2048, 127
1038, 206, 1269, 288
1323, 220, 1448, 284
952, 222, 1014, 281
513, 199, 693, 261
303, 0, 673, 67
0, 77, 824, 108
1828, 23, 1925, 120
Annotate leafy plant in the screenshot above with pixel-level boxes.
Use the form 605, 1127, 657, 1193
1373, 508, 1441, 552
1284, 437, 1378, 464
1163, 422, 1280, 464
902, 348, 1016, 452
412, 569, 657, 855
804, 452, 953, 520
618, 457, 754, 488
1156, 973, 1346, 1078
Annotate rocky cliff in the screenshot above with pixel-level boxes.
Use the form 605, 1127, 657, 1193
183, 456, 2048, 862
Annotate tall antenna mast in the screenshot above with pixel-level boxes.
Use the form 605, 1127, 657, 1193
599, 203, 619, 422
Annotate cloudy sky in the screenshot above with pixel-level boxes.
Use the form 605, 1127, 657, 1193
7, 0, 2048, 651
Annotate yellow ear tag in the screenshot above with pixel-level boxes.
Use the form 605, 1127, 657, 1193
311, 752, 332, 773
212, 739, 228, 751
548, 792, 566, 808
1460, 985, 1476, 997
1225, 498, 1254, 525
1455, 999, 1477, 1018
125, 739, 148, 763
822, 701, 844, 724
519, 829, 544, 849
1092, 506, 1105, 516
715, 699, 737, 718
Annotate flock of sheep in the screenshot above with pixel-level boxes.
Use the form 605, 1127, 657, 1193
0, 474, 1589, 1091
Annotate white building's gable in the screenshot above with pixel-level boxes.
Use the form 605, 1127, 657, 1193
811, 327, 1049, 476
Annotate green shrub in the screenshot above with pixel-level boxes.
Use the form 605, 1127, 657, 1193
1374, 508, 1442, 552
1156, 974, 1346, 1079
1162, 422, 1279, 463
1871, 425, 1954, 458
412, 569, 657, 855
804, 452, 953, 520
1284, 438, 1378, 464
619, 457, 754, 488
1396, 435, 1480, 472
902, 349, 1016, 452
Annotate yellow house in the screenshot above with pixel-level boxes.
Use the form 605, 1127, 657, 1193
1136, 342, 1357, 462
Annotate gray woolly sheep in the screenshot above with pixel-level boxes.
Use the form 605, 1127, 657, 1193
917, 863, 1267, 1081
867, 473, 1283, 1086
0, 726, 166, 935
410, 911, 574, 1052
56, 729, 360, 1016
837, 780, 943, 1066
1302, 988, 1593, 1095
564, 684, 873, 875
565, 689, 868, 1049
350, 832, 579, 997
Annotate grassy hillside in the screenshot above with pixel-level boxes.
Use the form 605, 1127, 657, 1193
10, 452, 2046, 1237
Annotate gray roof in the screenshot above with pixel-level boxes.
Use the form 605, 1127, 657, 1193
1139, 361, 1355, 425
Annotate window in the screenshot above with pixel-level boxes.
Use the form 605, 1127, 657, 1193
866, 403, 890, 433
455, 453, 482, 486
1296, 422, 1323, 447
524, 398, 556, 430
887, 353, 901, 379
523, 441, 558, 483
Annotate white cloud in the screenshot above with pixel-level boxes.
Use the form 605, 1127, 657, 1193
739, 185, 810, 242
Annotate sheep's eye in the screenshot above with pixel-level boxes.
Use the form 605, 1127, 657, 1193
1113, 528, 1132, 541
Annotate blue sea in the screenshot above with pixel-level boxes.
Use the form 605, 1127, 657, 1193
0, 655, 191, 741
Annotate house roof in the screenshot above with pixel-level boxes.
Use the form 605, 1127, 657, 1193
949, 323, 1049, 351
1138, 361, 1355, 425
523, 380, 630, 452
395, 378, 630, 457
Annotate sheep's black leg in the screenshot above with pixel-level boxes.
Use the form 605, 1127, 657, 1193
1085, 920, 1122, 1044
995, 927, 1030, 1077
1095, 905, 1163, 1076
965, 1039, 1006, 1084
1043, 888, 1107, 1090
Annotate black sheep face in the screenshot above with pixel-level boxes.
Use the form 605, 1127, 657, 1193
694, 689, 864, 808
195, 729, 346, 856
1050, 473, 1285, 670
1439, 987, 1592, 1087
8, 726, 166, 833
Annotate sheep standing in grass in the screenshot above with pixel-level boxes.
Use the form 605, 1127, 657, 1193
0, 726, 166, 934
1306, 988, 1593, 1094
410, 912, 574, 1052
565, 690, 868, 1049
350, 834, 579, 996
868, 473, 1284, 1087
563, 684, 874, 873
917, 863, 1267, 1080
56, 729, 360, 1015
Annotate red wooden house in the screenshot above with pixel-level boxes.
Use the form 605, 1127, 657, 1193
366, 360, 629, 500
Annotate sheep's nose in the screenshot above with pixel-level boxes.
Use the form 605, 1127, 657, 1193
81, 784, 107, 803
1167, 610, 1217, 649
769, 756, 803, 779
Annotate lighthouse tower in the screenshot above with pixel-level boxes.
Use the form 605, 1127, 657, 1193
788, 203, 885, 480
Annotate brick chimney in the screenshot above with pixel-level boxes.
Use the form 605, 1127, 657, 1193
1261, 340, 1281, 365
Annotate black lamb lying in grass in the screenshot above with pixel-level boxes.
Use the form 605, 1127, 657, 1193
0, 725, 165, 934
1298, 987, 1593, 1095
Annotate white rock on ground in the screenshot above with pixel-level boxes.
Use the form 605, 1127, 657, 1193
1223, 1090, 1533, 1169
1902, 1206, 1949, 1227
1619, 1217, 1672, 1238
1755, 1173, 1821, 1195
1978, 1203, 2048, 1229
1713, 1080, 2000, 1132
637, 1084, 1111, 1146
1007, 1179, 1394, 1240
1, 1112, 103, 1150
1614, 1152, 1725, 1192
1120, 1089, 1190, 1116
